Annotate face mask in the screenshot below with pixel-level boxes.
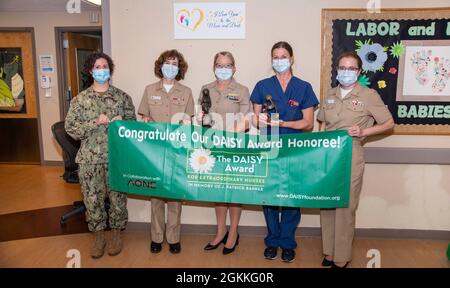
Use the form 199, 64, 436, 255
215, 68, 233, 81
92, 69, 110, 84
161, 64, 179, 80
272, 59, 291, 73
336, 69, 359, 87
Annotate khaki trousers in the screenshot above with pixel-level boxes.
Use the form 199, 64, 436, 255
320, 141, 365, 262
151, 198, 182, 244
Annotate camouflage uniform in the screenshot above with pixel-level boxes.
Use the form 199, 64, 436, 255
65, 85, 136, 232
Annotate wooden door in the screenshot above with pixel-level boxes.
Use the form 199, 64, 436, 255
65, 33, 101, 98
0, 30, 40, 163
0, 31, 37, 119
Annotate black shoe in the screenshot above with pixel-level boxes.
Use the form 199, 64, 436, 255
169, 242, 181, 254
204, 231, 229, 251
322, 257, 333, 267
281, 249, 296, 263
264, 247, 278, 260
222, 233, 239, 255
331, 262, 349, 268
150, 241, 162, 253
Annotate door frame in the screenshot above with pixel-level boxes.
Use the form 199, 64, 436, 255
54, 26, 102, 120
0, 27, 43, 164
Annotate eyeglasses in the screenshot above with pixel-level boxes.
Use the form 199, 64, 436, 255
337, 66, 360, 72
215, 64, 234, 69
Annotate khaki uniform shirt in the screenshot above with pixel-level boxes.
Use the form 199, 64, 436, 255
65, 85, 136, 164
138, 80, 194, 124
199, 79, 250, 131
317, 84, 393, 141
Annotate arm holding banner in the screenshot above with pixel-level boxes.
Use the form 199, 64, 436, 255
348, 118, 394, 138
278, 107, 314, 130
355, 90, 394, 137
137, 87, 154, 123
65, 95, 101, 141
182, 89, 195, 125
122, 93, 137, 121
234, 86, 251, 132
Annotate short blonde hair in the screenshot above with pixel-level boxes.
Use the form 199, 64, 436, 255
213, 51, 235, 70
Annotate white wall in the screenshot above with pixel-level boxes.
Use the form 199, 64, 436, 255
0, 11, 101, 162
111, 0, 450, 231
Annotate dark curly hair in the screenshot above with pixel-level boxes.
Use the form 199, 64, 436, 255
154, 50, 188, 81
83, 52, 115, 85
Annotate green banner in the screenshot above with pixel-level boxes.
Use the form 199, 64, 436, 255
109, 121, 352, 208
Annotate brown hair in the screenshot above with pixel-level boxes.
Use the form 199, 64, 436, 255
271, 41, 294, 57
83, 52, 114, 85
271, 41, 294, 73
154, 49, 188, 80
336, 51, 363, 70
213, 51, 235, 70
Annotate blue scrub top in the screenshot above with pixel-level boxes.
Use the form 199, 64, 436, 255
250, 76, 319, 135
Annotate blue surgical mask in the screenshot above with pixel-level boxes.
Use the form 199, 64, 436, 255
272, 59, 291, 73
161, 64, 179, 80
215, 68, 233, 81
92, 69, 110, 84
336, 69, 359, 87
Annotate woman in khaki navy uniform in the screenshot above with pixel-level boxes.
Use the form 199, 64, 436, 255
198, 51, 250, 255
138, 50, 194, 254
65, 52, 136, 259
317, 51, 394, 268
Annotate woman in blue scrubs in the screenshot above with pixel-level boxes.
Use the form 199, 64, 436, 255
250, 41, 319, 263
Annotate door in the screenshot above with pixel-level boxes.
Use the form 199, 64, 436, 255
0, 30, 41, 164
64, 32, 101, 114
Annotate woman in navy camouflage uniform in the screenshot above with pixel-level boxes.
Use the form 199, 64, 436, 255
65, 52, 136, 259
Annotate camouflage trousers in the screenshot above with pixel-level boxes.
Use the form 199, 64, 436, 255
79, 164, 128, 232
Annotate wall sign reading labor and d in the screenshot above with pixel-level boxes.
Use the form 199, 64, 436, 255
108, 121, 352, 209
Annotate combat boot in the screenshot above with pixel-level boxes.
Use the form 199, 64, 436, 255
108, 229, 123, 256
90, 230, 106, 259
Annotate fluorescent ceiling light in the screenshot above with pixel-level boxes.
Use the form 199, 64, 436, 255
84, 0, 101, 6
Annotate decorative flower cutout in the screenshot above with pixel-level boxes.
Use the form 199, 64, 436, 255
389, 67, 398, 75
377, 80, 387, 89
357, 43, 388, 73
389, 42, 406, 59
358, 74, 371, 87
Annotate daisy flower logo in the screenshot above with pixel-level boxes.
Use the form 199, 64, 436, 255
189, 148, 216, 174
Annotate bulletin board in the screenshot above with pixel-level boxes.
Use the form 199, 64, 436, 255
321, 8, 450, 135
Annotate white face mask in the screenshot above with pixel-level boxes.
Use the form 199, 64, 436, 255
215, 68, 233, 81
272, 59, 291, 73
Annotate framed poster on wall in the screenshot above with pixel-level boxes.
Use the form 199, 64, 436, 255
321, 8, 450, 135
0, 31, 38, 119
397, 40, 450, 102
